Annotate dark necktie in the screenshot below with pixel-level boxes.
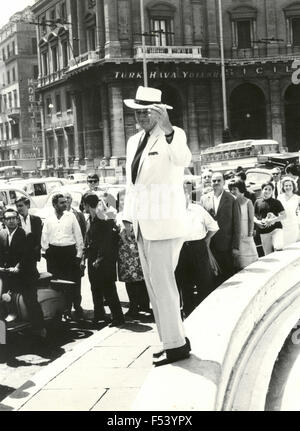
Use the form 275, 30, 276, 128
274, 182, 278, 199
131, 131, 150, 184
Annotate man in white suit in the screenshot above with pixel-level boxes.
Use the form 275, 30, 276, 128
122, 86, 192, 366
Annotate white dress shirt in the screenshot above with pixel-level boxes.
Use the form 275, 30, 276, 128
185, 203, 219, 242
6, 227, 18, 246
213, 191, 224, 214
41, 211, 83, 258
20, 214, 32, 235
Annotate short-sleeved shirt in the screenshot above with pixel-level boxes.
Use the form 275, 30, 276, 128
185, 203, 219, 241
254, 197, 285, 234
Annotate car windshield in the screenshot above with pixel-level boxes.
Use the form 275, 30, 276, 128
45, 191, 83, 209
246, 171, 272, 185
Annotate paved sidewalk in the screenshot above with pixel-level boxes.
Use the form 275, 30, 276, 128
0, 320, 158, 411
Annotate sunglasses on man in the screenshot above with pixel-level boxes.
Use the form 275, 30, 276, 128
88, 179, 98, 184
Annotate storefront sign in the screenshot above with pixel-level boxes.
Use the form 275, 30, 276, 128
111, 62, 294, 81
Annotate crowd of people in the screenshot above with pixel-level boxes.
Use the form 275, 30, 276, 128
2, 85, 300, 369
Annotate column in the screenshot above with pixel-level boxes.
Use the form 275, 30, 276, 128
207, 0, 219, 57
81, 90, 98, 169
183, 0, 193, 45
187, 84, 199, 155
104, 0, 121, 57
96, 0, 105, 57
210, 80, 223, 145
72, 91, 84, 168
269, 79, 283, 151
194, 82, 212, 150
131, 0, 142, 47
53, 131, 58, 167
63, 130, 69, 168
100, 84, 111, 158
77, 0, 87, 55
70, 0, 79, 57
40, 102, 47, 170
108, 83, 126, 158
265, 0, 279, 56
192, 0, 206, 45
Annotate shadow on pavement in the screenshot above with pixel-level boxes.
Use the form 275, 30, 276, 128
121, 321, 153, 333
0, 385, 16, 403
5, 317, 102, 368
172, 353, 222, 386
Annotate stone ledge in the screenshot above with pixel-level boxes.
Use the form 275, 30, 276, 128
132, 243, 300, 411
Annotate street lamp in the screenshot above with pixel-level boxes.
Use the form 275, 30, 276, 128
218, 0, 229, 134
140, 0, 148, 87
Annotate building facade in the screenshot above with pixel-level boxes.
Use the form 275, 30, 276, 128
0, 6, 42, 173
31, 0, 300, 177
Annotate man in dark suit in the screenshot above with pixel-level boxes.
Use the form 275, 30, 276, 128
81, 192, 124, 326
0, 208, 45, 336
16, 196, 42, 271
200, 172, 241, 285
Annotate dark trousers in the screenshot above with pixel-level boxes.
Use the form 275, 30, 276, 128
125, 280, 150, 311
210, 242, 235, 286
175, 239, 215, 317
88, 262, 123, 320
46, 244, 81, 312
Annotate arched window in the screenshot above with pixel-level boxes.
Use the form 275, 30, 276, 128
284, 3, 300, 47
147, 2, 176, 46
48, 31, 59, 72
58, 26, 69, 68
228, 6, 257, 51
39, 38, 49, 76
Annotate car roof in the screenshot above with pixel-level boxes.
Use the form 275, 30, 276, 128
246, 167, 273, 174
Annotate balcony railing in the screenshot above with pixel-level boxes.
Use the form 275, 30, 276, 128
38, 68, 68, 88
68, 50, 99, 71
44, 118, 74, 131
7, 107, 20, 117
134, 45, 202, 60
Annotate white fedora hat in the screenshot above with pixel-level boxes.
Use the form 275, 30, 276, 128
124, 86, 173, 110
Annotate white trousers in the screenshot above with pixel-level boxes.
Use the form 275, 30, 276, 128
137, 230, 186, 350
260, 228, 283, 255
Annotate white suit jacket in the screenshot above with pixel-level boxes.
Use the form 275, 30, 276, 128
123, 124, 192, 240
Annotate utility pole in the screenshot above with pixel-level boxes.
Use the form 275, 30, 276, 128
218, 0, 228, 133
140, 0, 148, 87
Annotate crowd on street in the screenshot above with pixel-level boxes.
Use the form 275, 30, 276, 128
1, 85, 300, 367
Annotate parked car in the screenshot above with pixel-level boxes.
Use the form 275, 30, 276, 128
0, 185, 38, 210
245, 152, 300, 198
66, 173, 88, 184
29, 184, 86, 222
245, 167, 273, 198
9, 177, 66, 208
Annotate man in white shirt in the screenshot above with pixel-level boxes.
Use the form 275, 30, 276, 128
176, 189, 219, 317
42, 193, 84, 320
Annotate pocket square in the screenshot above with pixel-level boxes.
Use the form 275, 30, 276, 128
148, 151, 159, 156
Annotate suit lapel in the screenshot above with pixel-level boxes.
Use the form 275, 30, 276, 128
136, 130, 160, 180
217, 191, 227, 216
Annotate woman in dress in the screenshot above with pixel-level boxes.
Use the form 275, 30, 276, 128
228, 180, 258, 270
278, 177, 300, 246
116, 190, 150, 319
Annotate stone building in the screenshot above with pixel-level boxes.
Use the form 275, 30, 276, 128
31, 0, 300, 177
0, 6, 42, 173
